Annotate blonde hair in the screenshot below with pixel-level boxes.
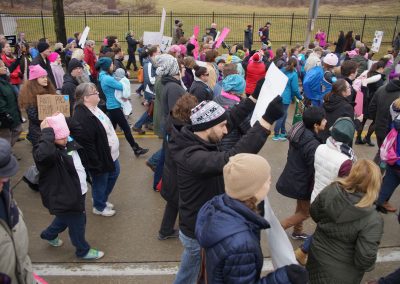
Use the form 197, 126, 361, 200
393, 98, 400, 110
337, 159, 382, 208
72, 49, 84, 60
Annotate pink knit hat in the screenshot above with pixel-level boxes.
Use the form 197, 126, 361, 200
48, 52, 59, 63
29, 65, 48, 81
46, 113, 70, 140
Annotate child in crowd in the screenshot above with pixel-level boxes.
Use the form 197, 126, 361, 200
114, 68, 132, 116
34, 113, 104, 260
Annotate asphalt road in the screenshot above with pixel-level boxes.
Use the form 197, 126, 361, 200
8, 84, 400, 283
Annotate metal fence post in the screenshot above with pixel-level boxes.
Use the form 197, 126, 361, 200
361, 14, 367, 41
127, 11, 130, 31
170, 11, 173, 37
327, 14, 332, 42
84, 11, 87, 27
289, 12, 295, 45
252, 12, 255, 42
392, 15, 399, 43
212, 11, 215, 23
40, 10, 46, 38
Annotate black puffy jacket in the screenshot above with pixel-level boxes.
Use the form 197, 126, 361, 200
61, 73, 79, 114
34, 128, 85, 215
276, 122, 321, 200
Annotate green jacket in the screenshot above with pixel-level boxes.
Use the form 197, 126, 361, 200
307, 182, 383, 284
0, 77, 21, 129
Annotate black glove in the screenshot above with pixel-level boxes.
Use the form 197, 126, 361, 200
251, 78, 265, 100
286, 264, 309, 284
262, 96, 284, 124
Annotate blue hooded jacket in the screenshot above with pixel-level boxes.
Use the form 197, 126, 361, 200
195, 194, 296, 284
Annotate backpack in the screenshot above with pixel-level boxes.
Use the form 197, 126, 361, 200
380, 127, 400, 165
303, 66, 323, 101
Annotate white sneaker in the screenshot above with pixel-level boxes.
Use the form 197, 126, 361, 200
92, 207, 116, 217
106, 202, 114, 209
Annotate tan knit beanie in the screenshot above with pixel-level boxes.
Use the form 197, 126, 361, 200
223, 153, 271, 201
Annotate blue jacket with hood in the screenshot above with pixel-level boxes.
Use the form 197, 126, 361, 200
196, 194, 303, 284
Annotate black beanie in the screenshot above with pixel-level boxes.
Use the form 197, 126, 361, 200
68, 58, 83, 74
187, 43, 195, 53
37, 41, 50, 53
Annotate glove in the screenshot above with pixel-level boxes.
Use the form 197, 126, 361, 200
262, 96, 284, 124
251, 78, 265, 100
286, 264, 309, 284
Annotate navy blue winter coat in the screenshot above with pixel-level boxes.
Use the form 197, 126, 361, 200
196, 194, 299, 284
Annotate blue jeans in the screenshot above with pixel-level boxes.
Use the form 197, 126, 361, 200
90, 159, 120, 211
301, 235, 313, 253
40, 212, 90, 257
311, 99, 323, 107
148, 148, 162, 168
134, 111, 152, 129
274, 104, 289, 135
174, 231, 201, 284
377, 166, 400, 205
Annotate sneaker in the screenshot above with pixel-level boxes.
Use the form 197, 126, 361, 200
48, 237, 63, 247
106, 202, 114, 210
294, 247, 308, 266
272, 135, 281, 141
134, 147, 149, 157
92, 207, 116, 217
279, 134, 288, 141
132, 127, 145, 135
291, 232, 309, 240
81, 248, 105, 260
158, 230, 179, 240
22, 176, 39, 192
145, 160, 156, 172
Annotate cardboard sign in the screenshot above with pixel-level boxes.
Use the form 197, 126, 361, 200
250, 62, 288, 126
371, 31, 384, 53
5, 35, 16, 47
143, 31, 162, 45
160, 36, 172, 53
37, 95, 70, 120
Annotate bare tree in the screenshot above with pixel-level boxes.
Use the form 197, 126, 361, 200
52, 0, 67, 44
107, 0, 117, 10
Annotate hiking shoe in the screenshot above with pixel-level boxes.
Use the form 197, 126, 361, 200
355, 136, 365, 145
145, 160, 156, 172
132, 127, 145, 135
106, 202, 114, 210
272, 135, 281, 141
291, 232, 309, 240
81, 248, 105, 260
134, 147, 149, 157
294, 248, 308, 266
92, 207, 116, 217
362, 137, 375, 147
48, 237, 63, 247
158, 230, 179, 240
383, 201, 397, 213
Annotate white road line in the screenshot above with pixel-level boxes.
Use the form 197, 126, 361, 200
32, 247, 400, 277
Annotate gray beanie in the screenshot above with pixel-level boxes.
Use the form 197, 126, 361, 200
155, 54, 180, 77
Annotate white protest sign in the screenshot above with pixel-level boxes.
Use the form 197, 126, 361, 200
78, 26, 90, 48
160, 36, 172, 53
396, 63, 400, 74
143, 32, 162, 45
195, 60, 208, 67
371, 31, 384, 53
160, 8, 167, 35
264, 198, 298, 268
250, 62, 288, 126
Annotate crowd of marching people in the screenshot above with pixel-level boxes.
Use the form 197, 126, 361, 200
0, 21, 400, 283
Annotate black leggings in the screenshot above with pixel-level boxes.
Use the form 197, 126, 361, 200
126, 51, 137, 70
108, 108, 139, 149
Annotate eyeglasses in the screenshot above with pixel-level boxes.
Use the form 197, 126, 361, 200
87, 90, 99, 96
203, 73, 210, 76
